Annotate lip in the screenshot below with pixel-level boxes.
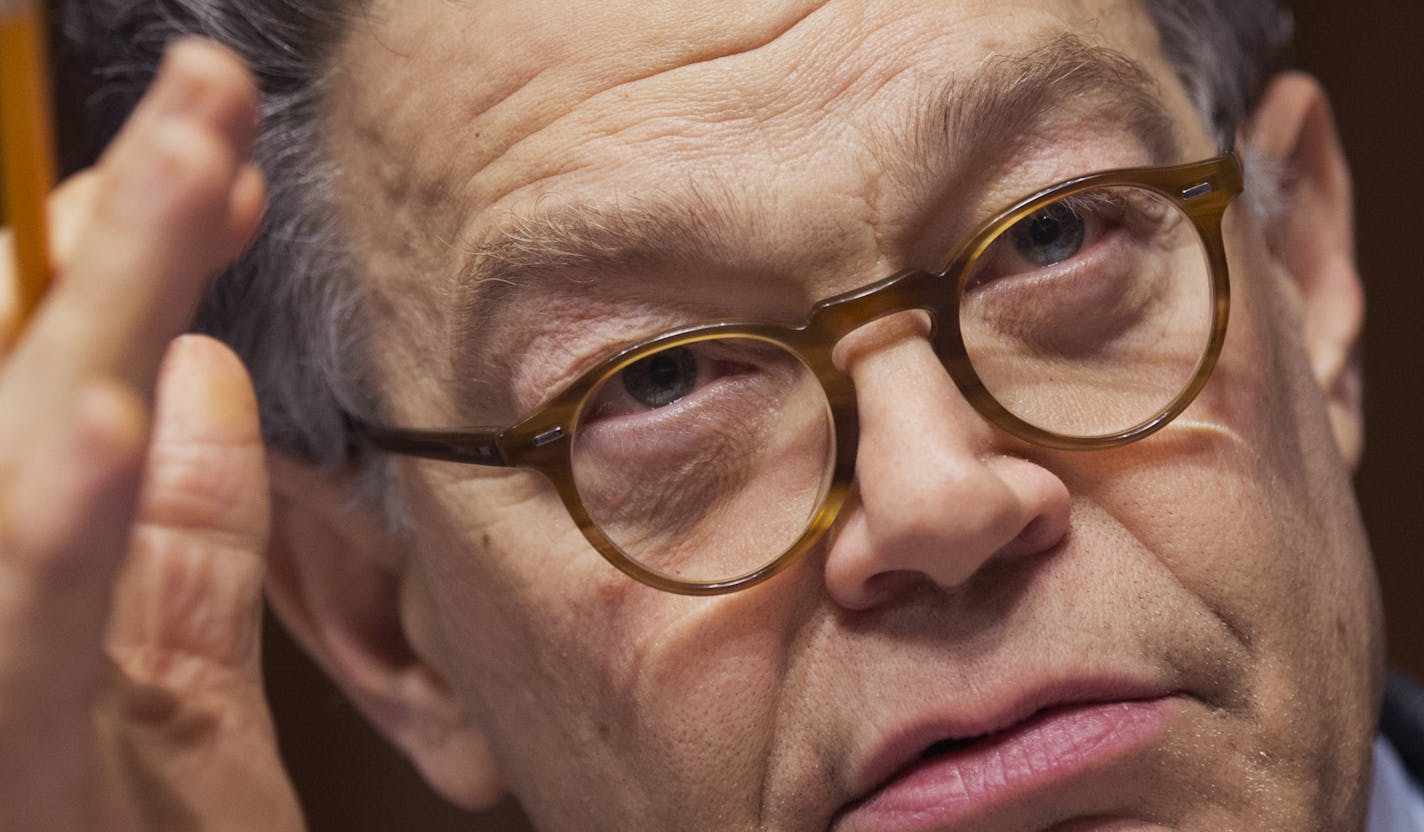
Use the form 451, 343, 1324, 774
834, 680, 1179, 832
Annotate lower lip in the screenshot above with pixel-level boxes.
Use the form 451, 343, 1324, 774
836, 698, 1176, 832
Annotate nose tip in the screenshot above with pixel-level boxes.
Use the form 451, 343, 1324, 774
824, 455, 1071, 609
821, 330, 1071, 610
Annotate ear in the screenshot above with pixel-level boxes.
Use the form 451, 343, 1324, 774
263, 454, 505, 810
1244, 72, 1365, 469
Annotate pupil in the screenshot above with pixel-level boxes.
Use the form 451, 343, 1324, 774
622, 346, 698, 408
1011, 202, 1086, 267
1028, 214, 1062, 246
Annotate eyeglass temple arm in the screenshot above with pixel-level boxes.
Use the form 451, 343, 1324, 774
351, 421, 509, 467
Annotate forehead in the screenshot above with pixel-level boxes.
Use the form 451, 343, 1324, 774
324, 0, 1201, 416
327, 0, 1180, 235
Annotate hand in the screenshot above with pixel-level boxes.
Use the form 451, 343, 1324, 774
0, 39, 305, 831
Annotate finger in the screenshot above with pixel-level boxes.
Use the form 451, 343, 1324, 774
47, 169, 102, 264
107, 335, 271, 692
0, 38, 262, 649
0, 376, 150, 831
0, 37, 264, 422
0, 32, 260, 693
0, 376, 148, 721
99, 336, 305, 832
0, 37, 263, 811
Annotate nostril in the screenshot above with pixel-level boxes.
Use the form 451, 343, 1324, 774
856, 570, 932, 608
825, 339, 1072, 610
1005, 491, 1072, 559
1003, 515, 1053, 557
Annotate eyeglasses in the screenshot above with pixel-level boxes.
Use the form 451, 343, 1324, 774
356, 154, 1243, 596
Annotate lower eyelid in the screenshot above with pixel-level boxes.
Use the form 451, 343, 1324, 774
972, 222, 1125, 296
581, 359, 714, 425
580, 360, 784, 439
578, 381, 734, 450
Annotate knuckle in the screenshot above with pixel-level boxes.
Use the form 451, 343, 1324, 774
0, 389, 146, 581
96, 119, 236, 232
0, 492, 86, 585
147, 119, 235, 196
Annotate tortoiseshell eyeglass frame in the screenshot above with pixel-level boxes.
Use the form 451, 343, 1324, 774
353, 154, 1244, 596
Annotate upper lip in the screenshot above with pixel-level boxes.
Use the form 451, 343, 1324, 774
840, 675, 1176, 810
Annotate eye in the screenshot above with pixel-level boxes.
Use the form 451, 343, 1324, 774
1009, 202, 1087, 267
967, 192, 1127, 291
620, 346, 699, 409
578, 338, 797, 429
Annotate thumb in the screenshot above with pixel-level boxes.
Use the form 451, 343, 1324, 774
101, 333, 305, 831
106, 333, 270, 691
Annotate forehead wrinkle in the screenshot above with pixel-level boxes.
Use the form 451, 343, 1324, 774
456, 36, 1180, 316
451, 1, 835, 210
897, 33, 1180, 190
441, 18, 1190, 427
455, 4, 991, 225
326, 0, 837, 268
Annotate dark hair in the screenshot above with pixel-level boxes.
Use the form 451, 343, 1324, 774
59, 0, 1294, 486
1145, 0, 1294, 142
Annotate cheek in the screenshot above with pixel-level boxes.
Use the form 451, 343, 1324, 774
1085, 213, 1371, 630
394, 462, 801, 828
1059, 223, 1381, 809
1176, 220, 1374, 628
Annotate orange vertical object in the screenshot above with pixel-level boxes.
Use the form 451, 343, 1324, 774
0, 0, 56, 333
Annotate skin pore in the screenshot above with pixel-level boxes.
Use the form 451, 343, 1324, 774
263, 1, 1383, 830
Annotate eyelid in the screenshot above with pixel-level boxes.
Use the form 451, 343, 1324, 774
580, 338, 804, 431
1049, 190, 1129, 221
580, 340, 747, 423
583, 346, 704, 422
514, 324, 684, 416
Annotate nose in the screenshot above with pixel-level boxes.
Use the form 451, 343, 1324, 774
822, 314, 1071, 610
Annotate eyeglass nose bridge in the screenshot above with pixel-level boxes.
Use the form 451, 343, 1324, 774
803, 263, 983, 390
799, 261, 1011, 441
804, 266, 959, 342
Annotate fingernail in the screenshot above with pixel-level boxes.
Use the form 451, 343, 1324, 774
154, 335, 260, 444
149, 41, 204, 118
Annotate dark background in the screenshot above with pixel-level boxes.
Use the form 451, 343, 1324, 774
13, 1, 1416, 830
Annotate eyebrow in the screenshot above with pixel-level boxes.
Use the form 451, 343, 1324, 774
903, 33, 1181, 184
451, 34, 1182, 347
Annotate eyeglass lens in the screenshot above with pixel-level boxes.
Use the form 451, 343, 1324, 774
571, 336, 837, 584
960, 184, 1214, 438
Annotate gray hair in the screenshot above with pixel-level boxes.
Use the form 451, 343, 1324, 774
1145, 0, 1294, 145
62, 0, 368, 470
61, 0, 1294, 492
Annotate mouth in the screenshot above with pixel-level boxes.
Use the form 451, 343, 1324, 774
833, 688, 1180, 832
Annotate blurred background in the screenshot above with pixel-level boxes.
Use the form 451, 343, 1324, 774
8, 1, 1420, 830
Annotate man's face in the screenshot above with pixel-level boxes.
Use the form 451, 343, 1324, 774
313, 1, 1383, 829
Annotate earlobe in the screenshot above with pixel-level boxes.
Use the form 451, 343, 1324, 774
1245, 72, 1365, 469
263, 455, 505, 810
